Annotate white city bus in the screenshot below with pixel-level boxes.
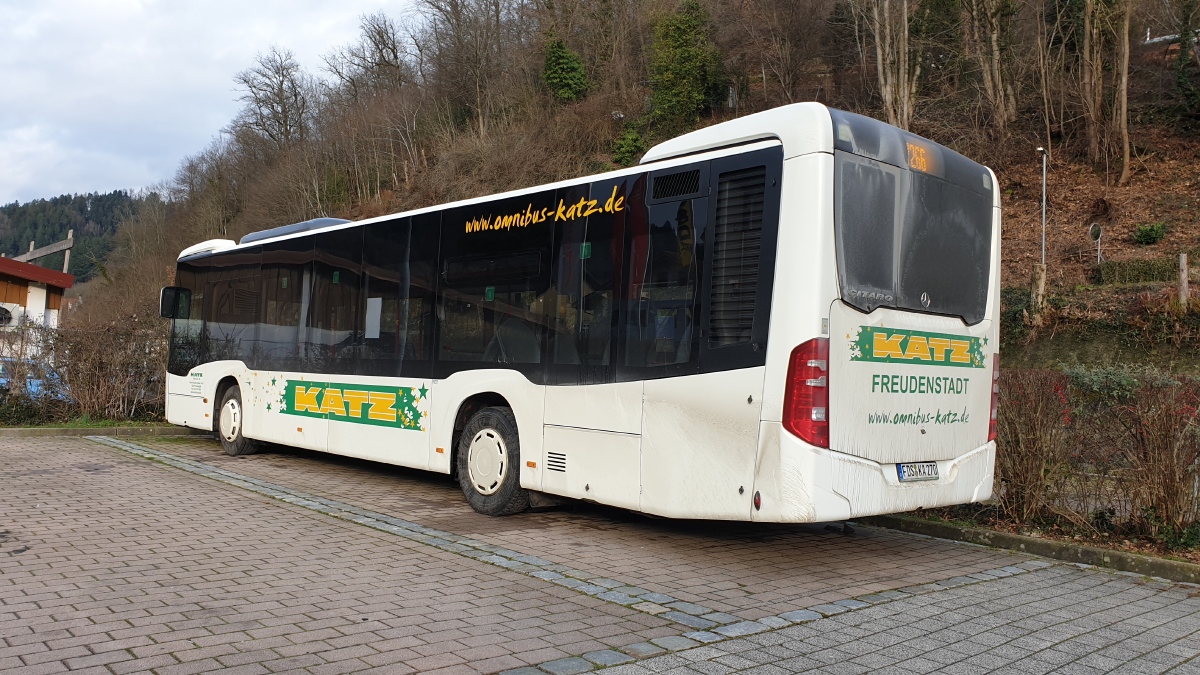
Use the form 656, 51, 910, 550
161, 102, 1000, 521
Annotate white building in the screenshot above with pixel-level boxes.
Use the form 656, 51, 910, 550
0, 257, 74, 328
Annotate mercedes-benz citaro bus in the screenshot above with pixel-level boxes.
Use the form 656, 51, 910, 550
160, 102, 1000, 521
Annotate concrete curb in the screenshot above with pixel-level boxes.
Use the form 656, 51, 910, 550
0, 425, 210, 438
863, 514, 1200, 585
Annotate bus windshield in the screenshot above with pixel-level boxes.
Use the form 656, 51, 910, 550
830, 110, 994, 325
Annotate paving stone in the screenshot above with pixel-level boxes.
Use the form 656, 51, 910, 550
807, 604, 850, 616
620, 643, 667, 659
597, 591, 640, 605
683, 632, 725, 644
652, 636, 701, 651
758, 617, 791, 629
639, 593, 677, 605
538, 656, 594, 674
632, 602, 669, 615
667, 602, 715, 616
713, 621, 770, 638
700, 612, 742, 625
778, 610, 822, 623
661, 612, 717, 630
834, 599, 871, 609
583, 649, 634, 666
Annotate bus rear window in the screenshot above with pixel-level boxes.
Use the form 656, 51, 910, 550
833, 139, 993, 325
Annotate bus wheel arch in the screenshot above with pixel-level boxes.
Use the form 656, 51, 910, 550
214, 377, 257, 457
450, 392, 510, 478
213, 375, 239, 420
452, 394, 528, 516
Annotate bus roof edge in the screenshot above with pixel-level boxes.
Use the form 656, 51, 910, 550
641, 102, 832, 165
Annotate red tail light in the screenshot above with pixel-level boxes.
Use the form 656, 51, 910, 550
988, 355, 1000, 442
784, 338, 829, 448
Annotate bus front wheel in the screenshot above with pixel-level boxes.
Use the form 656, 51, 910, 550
218, 386, 258, 457
456, 406, 529, 516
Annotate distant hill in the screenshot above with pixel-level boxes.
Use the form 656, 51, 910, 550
0, 191, 137, 282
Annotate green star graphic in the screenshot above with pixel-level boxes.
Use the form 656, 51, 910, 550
266, 403, 272, 412
419, 384, 429, 399
271, 377, 277, 387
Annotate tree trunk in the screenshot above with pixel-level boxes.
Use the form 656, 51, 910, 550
1117, 0, 1133, 186
1081, 0, 1103, 165
865, 0, 919, 130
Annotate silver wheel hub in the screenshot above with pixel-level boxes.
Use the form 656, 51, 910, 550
220, 398, 242, 443
466, 428, 508, 496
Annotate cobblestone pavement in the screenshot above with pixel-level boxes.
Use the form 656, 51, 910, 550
130, 437, 1026, 619
596, 564, 1200, 675
1, 435, 1198, 674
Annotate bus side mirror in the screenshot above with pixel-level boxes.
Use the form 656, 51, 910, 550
160, 287, 190, 319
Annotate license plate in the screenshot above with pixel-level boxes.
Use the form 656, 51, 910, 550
897, 461, 939, 482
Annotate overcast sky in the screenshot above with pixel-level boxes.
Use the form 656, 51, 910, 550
0, 0, 413, 205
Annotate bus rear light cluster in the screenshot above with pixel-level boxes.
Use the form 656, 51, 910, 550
988, 355, 1000, 442
784, 338, 830, 448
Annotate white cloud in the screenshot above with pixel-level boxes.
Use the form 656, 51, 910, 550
0, 0, 414, 204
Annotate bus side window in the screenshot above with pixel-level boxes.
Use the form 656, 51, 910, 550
308, 229, 364, 376
359, 214, 437, 378
257, 238, 313, 373
436, 191, 555, 378
621, 197, 705, 376
549, 178, 627, 385
203, 246, 261, 366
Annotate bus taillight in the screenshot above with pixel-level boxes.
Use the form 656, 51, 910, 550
784, 338, 829, 448
988, 355, 999, 442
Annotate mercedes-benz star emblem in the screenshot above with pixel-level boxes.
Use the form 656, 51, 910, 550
920, 292, 931, 308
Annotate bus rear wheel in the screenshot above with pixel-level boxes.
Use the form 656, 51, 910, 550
456, 406, 528, 516
218, 386, 258, 457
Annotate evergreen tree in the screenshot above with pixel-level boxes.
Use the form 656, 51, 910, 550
542, 39, 589, 103
612, 127, 648, 167
648, 0, 727, 134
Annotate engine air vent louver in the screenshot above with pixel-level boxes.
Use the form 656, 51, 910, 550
547, 451, 567, 472
709, 165, 767, 347
652, 169, 701, 201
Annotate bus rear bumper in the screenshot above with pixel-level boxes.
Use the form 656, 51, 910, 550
751, 421, 994, 523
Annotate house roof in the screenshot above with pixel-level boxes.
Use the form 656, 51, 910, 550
0, 257, 74, 289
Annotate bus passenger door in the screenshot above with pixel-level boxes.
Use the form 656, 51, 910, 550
541, 178, 643, 510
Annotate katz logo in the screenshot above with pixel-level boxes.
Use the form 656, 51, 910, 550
267, 377, 428, 430
849, 326, 986, 369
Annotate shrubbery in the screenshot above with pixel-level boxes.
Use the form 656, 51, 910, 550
1133, 221, 1168, 246
1093, 257, 1179, 284
542, 39, 588, 103
0, 324, 165, 426
990, 366, 1200, 549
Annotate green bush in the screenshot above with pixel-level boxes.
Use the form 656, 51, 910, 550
612, 127, 647, 167
542, 39, 588, 103
648, 0, 727, 133
1094, 257, 1178, 284
999, 286, 1030, 346
1133, 221, 1167, 245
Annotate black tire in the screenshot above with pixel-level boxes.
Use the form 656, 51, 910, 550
456, 406, 529, 516
217, 386, 258, 457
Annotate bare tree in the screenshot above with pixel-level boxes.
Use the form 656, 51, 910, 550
963, 0, 1017, 131
853, 0, 925, 130
1080, 0, 1105, 164
325, 13, 415, 102
1117, 0, 1133, 185
234, 47, 314, 151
